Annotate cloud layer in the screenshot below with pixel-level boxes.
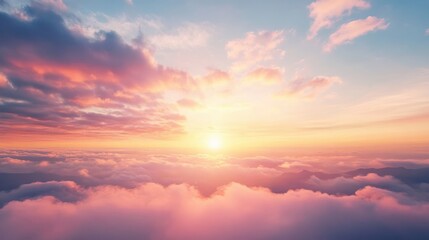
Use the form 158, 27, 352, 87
1, 150, 429, 239
1, 181, 429, 240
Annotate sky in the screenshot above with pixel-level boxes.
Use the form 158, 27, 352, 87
0, 0, 428, 154
1, 1, 429, 239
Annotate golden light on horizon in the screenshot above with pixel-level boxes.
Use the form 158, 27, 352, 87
207, 134, 222, 150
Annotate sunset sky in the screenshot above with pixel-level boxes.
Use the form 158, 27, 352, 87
1, 0, 428, 153
1, 1, 429, 239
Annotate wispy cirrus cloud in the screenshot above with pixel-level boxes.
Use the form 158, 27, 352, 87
307, 0, 370, 39
201, 68, 232, 86
176, 98, 202, 109
226, 30, 285, 73
244, 67, 284, 85
279, 76, 342, 98
324, 16, 388, 52
149, 22, 213, 50
31, 0, 67, 12
76, 12, 163, 42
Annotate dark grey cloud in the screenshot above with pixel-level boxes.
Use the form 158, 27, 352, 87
0, 181, 85, 207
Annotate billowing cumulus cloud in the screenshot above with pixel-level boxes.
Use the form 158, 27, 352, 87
1, 182, 429, 240
0, 3, 195, 138
226, 31, 285, 72
324, 16, 388, 52
0, 181, 85, 207
307, 0, 370, 39
1, 150, 429, 239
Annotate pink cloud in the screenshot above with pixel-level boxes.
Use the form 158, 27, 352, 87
307, 0, 370, 39
177, 98, 202, 109
244, 67, 284, 85
31, 0, 68, 12
1, 157, 30, 165
0, 72, 8, 87
279, 75, 342, 98
226, 31, 285, 72
201, 68, 231, 86
324, 16, 388, 52
0, 3, 195, 138
1, 182, 429, 239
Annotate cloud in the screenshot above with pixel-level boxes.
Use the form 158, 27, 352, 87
1, 182, 429, 240
307, 0, 370, 39
244, 67, 284, 85
78, 12, 163, 42
0, 3, 195, 138
0, 181, 85, 207
306, 173, 416, 195
30, 0, 68, 12
324, 16, 388, 52
426, 28, 429, 35
226, 31, 285, 72
2, 149, 429, 196
1, 157, 30, 165
201, 68, 231, 86
177, 98, 202, 109
279, 76, 342, 98
0, 72, 9, 87
149, 22, 213, 50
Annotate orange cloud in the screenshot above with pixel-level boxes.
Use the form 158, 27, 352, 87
201, 69, 231, 86
244, 67, 284, 85
177, 98, 202, 109
0, 72, 8, 87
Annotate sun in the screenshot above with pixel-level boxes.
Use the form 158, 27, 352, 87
207, 134, 222, 150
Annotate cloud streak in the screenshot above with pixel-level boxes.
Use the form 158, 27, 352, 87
324, 16, 388, 52
279, 75, 342, 98
226, 31, 285, 72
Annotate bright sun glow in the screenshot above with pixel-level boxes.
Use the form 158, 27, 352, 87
207, 134, 222, 150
